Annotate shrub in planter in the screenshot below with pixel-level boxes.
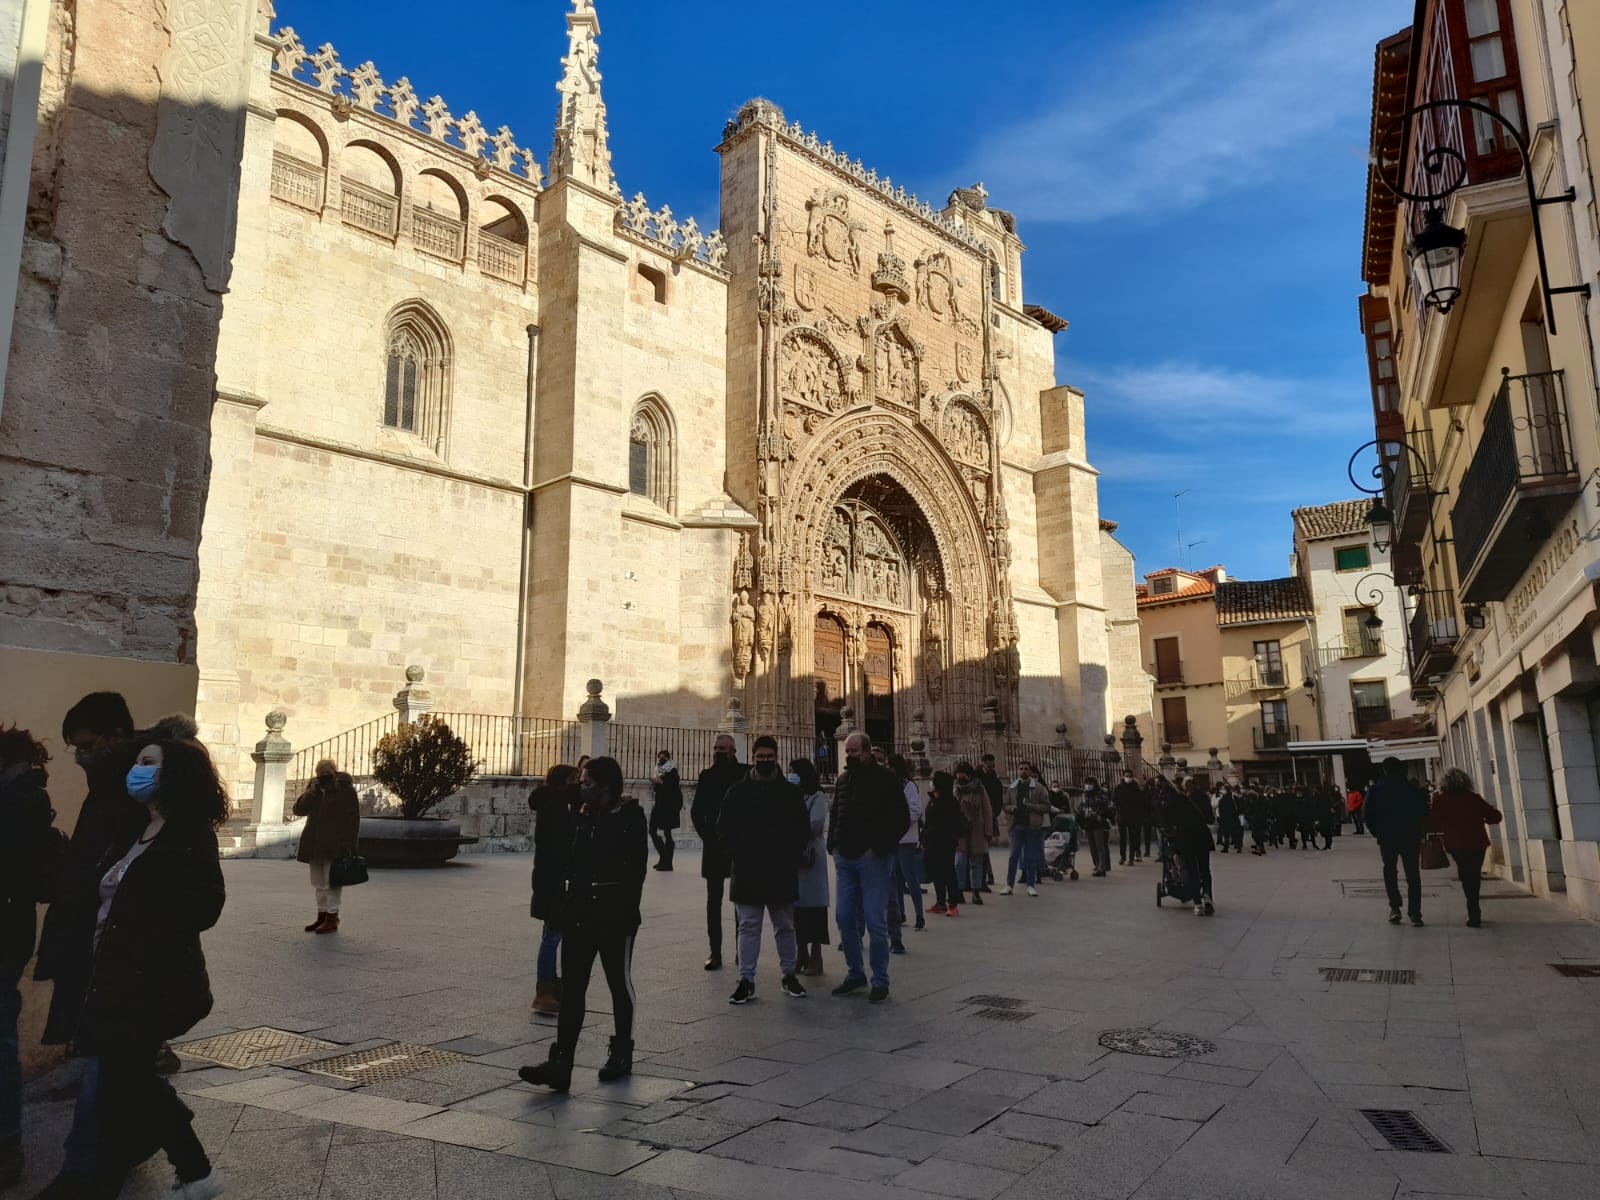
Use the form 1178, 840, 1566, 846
371, 715, 477, 820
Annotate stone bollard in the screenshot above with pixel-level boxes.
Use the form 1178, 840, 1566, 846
247, 710, 295, 858
393, 665, 433, 726
719, 695, 750, 761
578, 678, 611, 761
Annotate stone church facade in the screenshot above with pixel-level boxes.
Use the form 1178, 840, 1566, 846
194, 0, 1140, 791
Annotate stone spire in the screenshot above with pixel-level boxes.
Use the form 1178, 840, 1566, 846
549, 0, 620, 197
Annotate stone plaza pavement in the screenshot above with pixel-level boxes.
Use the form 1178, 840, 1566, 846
15, 835, 1600, 1200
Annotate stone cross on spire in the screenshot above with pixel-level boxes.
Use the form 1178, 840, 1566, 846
549, 0, 620, 197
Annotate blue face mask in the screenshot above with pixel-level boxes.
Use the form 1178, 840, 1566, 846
786, 773, 801, 786
126, 764, 160, 802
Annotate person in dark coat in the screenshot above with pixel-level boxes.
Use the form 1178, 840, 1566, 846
34, 693, 142, 1050
1215, 787, 1243, 853
977, 754, 1004, 887
1112, 772, 1143, 865
827, 734, 909, 1004
1364, 756, 1430, 926
718, 736, 812, 1003
649, 750, 682, 871
292, 759, 361, 934
922, 770, 966, 915
520, 757, 647, 1093
1163, 777, 1216, 914
81, 736, 228, 1199
1428, 767, 1504, 928
1, 726, 57, 1189
528, 764, 581, 1016
691, 734, 746, 970
1079, 779, 1116, 876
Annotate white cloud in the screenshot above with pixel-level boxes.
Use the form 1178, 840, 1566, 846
962, 0, 1400, 224
1079, 360, 1373, 438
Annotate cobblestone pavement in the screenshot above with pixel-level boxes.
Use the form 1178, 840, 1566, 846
16, 835, 1600, 1199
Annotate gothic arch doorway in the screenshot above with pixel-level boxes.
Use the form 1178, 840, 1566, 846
863, 623, 895, 746
814, 613, 846, 749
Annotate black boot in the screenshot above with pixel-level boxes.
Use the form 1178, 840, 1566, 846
597, 1036, 634, 1082
518, 1044, 574, 1093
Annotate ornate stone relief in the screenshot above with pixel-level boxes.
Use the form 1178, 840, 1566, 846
805, 188, 865, 274
733, 533, 754, 590
779, 328, 851, 416
955, 344, 975, 384
872, 323, 921, 413
793, 264, 818, 311
731, 589, 755, 682
942, 399, 989, 468
816, 504, 908, 608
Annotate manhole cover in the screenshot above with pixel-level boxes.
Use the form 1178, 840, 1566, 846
963, 995, 1028, 1010
175, 1027, 338, 1070
1550, 963, 1600, 978
1360, 1108, 1451, 1153
1097, 1029, 1215, 1059
298, 1041, 468, 1083
1321, 968, 1417, 984
973, 1008, 1034, 1023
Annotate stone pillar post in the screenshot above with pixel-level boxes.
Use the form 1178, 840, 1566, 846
1157, 743, 1177, 780
834, 704, 856, 771
979, 695, 1004, 761
718, 695, 750, 761
1119, 715, 1145, 777
1101, 734, 1122, 783
909, 709, 932, 779
578, 678, 612, 761
247, 710, 295, 858
393, 665, 433, 726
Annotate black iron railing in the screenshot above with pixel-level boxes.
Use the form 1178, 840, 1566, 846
1252, 725, 1298, 751
1407, 589, 1460, 682
1452, 369, 1573, 576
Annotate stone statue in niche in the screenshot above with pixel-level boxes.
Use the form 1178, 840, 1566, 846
874, 329, 918, 409
884, 558, 902, 606
756, 594, 776, 660
731, 590, 756, 682
822, 544, 848, 593
805, 188, 864, 274
945, 404, 986, 466
734, 533, 754, 590
781, 334, 842, 413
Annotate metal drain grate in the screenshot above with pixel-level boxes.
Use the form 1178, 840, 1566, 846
175, 1027, 338, 1070
1361, 1109, 1451, 1153
297, 1041, 468, 1083
1321, 968, 1417, 985
1097, 1029, 1216, 1059
973, 1007, 1034, 1023
1550, 963, 1600, 978
963, 994, 1028, 1009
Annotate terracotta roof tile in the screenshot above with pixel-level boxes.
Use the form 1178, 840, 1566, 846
1215, 576, 1313, 626
1292, 499, 1372, 542
1137, 578, 1216, 607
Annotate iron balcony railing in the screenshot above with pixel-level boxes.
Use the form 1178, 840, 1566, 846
1252, 725, 1298, 751
1252, 662, 1287, 689
1408, 588, 1460, 683
1384, 427, 1434, 548
1452, 369, 1578, 600
1158, 722, 1192, 748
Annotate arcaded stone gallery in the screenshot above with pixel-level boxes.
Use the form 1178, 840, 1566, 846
194, 0, 1143, 791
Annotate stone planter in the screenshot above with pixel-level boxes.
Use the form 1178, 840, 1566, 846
358, 815, 480, 866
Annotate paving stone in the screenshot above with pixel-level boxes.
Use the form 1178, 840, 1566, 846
832, 1121, 947, 1162
1013, 1075, 1143, 1125
884, 1089, 1014, 1135
450, 1083, 557, 1121
435, 1143, 556, 1200
995, 1111, 1200, 1200
395, 1109, 529, 1150
291, 1091, 445, 1132
783, 1098, 893, 1131
985, 1112, 1091, 1148
802, 1145, 913, 1181
687, 1094, 789, 1127
434, 1036, 519, 1056
520, 1096, 641, 1131
500, 1127, 659, 1175
623, 1113, 748, 1151
949, 1069, 1052, 1100
1119, 1088, 1225, 1122
568, 1072, 698, 1104
826, 1078, 931, 1111
933, 1133, 1057, 1173
894, 1158, 1016, 1199
705, 1118, 820, 1166
1167, 1061, 1259, 1088
316, 1137, 439, 1200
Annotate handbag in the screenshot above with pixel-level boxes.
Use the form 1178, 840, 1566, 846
1419, 833, 1448, 871
329, 854, 369, 887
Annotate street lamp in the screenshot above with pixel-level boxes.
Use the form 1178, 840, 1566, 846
1407, 209, 1467, 315
1365, 498, 1395, 554
1374, 98, 1589, 333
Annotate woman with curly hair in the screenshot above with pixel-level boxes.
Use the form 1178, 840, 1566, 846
83, 736, 229, 1199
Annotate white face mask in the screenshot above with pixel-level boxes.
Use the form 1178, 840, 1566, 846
785, 772, 801, 786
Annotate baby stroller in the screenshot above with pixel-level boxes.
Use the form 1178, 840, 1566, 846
1154, 829, 1199, 906
1043, 811, 1078, 881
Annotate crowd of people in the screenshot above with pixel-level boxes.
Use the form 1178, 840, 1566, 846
2, 694, 1513, 1191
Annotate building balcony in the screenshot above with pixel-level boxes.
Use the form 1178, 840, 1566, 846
412, 207, 466, 262
1252, 725, 1298, 752
1158, 722, 1192, 748
1408, 588, 1460, 687
1384, 429, 1435, 551
1318, 633, 1385, 668
270, 151, 324, 212
1451, 370, 1581, 602
1353, 706, 1394, 737
340, 177, 399, 239
1251, 664, 1288, 690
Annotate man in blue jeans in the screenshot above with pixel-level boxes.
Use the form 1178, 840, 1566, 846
828, 734, 910, 1004
1000, 762, 1049, 896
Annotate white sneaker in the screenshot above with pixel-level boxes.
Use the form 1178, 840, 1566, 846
1026, 886, 1038, 897
174, 1170, 226, 1199
1193, 903, 1204, 916
998, 886, 1014, 896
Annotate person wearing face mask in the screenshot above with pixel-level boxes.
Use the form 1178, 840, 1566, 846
520, 757, 647, 1093
528, 764, 582, 1017
1, 726, 57, 1189
649, 749, 682, 871
1000, 762, 1049, 897
788, 758, 831, 976
827, 733, 909, 1004
953, 764, 991, 904
80, 737, 228, 1200
292, 758, 362, 934
922, 770, 966, 917
691, 734, 746, 970
718, 736, 812, 1004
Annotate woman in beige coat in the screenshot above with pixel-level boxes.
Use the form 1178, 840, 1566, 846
954, 762, 991, 906
293, 758, 361, 933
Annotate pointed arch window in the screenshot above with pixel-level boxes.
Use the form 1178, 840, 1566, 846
628, 395, 676, 512
382, 301, 452, 454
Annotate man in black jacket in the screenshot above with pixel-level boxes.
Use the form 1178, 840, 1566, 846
827, 733, 909, 1004
691, 734, 746, 970
1364, 756, 1430, 926
718, 736, 812, 1004
1112, 772, 1142, 865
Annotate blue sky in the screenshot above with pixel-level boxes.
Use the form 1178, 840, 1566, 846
274, 0, 1408, 581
